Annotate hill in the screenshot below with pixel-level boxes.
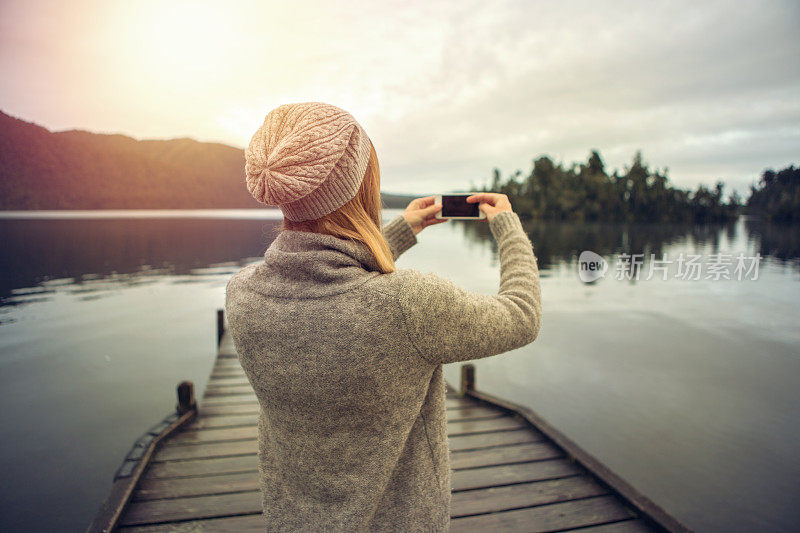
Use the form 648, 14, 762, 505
0, 110, 417, 210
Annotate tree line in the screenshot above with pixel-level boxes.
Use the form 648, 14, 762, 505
746, 164, 800, 222
471, 150, 796, 223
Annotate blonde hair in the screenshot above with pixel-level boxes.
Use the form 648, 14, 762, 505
277, 141, 396, 274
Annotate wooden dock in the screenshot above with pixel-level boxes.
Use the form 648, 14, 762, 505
89, 310, 690, 533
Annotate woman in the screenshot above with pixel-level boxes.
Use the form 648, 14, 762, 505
225, 102, 542, 532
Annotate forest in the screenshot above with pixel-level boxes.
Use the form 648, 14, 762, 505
471, 150, 743, 223
746, 164, 800, 222
471, 150, 797, 223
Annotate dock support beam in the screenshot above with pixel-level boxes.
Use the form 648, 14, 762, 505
460, 363, 475, 395
217, 309, 225, 347
177, 381, 196, 415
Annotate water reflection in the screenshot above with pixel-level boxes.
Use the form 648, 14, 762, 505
0, 217, 283, 307
1, 212, 798, 310
456, 214, 799, 272
744, 217, 800, 262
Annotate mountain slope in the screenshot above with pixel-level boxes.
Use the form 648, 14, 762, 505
0, 110, 416, 209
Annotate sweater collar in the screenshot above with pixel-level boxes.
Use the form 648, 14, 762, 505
256, 229, 382, 298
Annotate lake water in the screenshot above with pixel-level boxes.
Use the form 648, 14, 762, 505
0, 208, 798, 532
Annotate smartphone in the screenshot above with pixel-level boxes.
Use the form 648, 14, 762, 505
434, 193, 487, 220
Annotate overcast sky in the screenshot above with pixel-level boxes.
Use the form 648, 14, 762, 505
1, 0, 797, 196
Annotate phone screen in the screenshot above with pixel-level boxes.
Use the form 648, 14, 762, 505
442, 195, 480, 217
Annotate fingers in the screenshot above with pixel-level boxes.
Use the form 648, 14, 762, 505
408, 195, 436, 210
466, 193, 496, 205
425, 202, 443, 213
418, 195, 436, 207
410, 199, 443, 216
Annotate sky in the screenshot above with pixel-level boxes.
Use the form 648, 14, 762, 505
1, 0, 798, 196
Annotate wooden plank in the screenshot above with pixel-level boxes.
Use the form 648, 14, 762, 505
446, 397, 475, 408
446, 406, 506, 422
450, 495, 634, 532
447, 416, 526, 436
196, 396, 474, 409
207, 377, 251, 386
449, 441, 562, 469
205, 382, 253, 390
168, 416, 526, 446
197, 395, 480, 409
204, 386, 254, 396
145, 455, 257, 480
153, 440, 256, 461
576, 520, 655, 533
213, 360, 243, 368
199, 404, 260, 417
122, 477, 612, 527
153, 437, 554, 475
203, 381, 256, 397
208, 375, 246, 382
118, 513, 264, 532
209, 370, 247, 378
148, 442, 562, 481
133, 457, 580, 502
185, 414, 257, 429
120, 491, 261, 526
452, 458, 582, 491
209, 371, 246, 379
200, 396, 258, 407
202, 391, 256, 399
445, 403, 481, 411
186, 406, 504, 427
211, 362, 243, 369
208, 370, 247, 383
448, 428, 544, 451
451, 475, 608, 517
133, 471, 258, 501
169, 426, 256, 445
211, 364, 244, 372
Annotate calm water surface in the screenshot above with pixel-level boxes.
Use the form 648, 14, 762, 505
0, 208, 798, 532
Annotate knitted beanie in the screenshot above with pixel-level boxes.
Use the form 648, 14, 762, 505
244, 102, 373, 222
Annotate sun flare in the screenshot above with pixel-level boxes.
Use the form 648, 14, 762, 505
121, 1, 238, 83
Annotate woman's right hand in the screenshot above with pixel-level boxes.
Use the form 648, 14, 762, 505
465, 192, 513, 222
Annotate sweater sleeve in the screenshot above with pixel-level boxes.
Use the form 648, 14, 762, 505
395, 210, 542, 365
381, 214, 418, 261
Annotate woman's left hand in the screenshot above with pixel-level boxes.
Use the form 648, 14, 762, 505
402, 196, 448, 236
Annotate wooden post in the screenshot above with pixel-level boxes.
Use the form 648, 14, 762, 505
217, 309, 225, 347
460, 363, 475, 394
177, 381, 196, 414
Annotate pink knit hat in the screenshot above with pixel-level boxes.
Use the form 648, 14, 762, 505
244, 102, 373, 222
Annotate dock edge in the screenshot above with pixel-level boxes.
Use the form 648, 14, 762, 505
456, 363, 693, 533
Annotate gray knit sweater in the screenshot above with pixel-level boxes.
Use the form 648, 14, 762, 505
224, 210, 542, 532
